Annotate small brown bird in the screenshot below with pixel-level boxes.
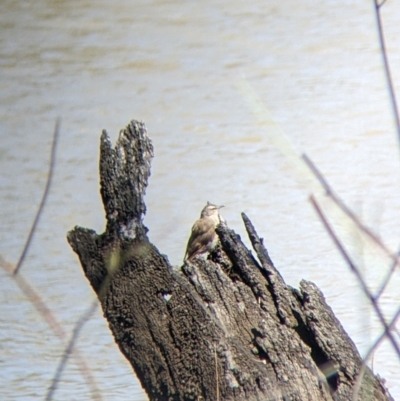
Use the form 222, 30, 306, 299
184, 202, 224, 262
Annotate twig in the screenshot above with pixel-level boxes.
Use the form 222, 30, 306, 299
352, 307, 400, 401
303, 153, 400, 306
310, 195, 400, 359
373, 0, 400, 149
303, 153, 399, 266
377, 0, 388, 8
375, 247, 400, 300
1, 119, 101, 400
45, 300, 99, 401
0, 256, 102, 400
14, 119, 60, 275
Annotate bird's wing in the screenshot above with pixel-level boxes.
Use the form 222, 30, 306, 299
184, 218, 216, 261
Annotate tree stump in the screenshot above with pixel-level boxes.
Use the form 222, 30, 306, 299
67, 120, 393, 401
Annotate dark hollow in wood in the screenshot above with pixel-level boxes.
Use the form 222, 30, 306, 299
67, 120, 393, 401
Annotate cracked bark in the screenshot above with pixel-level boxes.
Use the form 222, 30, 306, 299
67, 120, 393, 401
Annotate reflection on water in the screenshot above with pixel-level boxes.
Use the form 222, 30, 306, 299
1, 0, 400, 399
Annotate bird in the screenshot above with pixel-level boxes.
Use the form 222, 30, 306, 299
184, 202, 224, 262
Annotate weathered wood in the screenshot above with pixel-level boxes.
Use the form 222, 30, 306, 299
67, 120, 393, 401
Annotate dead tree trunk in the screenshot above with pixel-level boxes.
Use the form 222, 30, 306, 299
67, 120, 393, 401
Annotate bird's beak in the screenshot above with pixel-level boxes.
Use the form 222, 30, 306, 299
218, 205, 224, 209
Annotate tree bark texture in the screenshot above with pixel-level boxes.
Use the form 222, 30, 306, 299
67, 120, 393, 401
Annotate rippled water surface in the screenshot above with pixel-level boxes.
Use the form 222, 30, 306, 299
1, 0, 400, 399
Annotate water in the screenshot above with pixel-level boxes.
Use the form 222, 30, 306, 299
1, 0, 399, 399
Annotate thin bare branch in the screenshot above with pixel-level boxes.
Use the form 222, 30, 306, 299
373, 0, 400, 149
14, 119, 60, 275
303, 153, 399, 265
310, 195, 400, 359
45, 300, 99, 401
375, 248, 400, 300
0, 256, 102, 400
377, 0, 389, 10
352, 307, 400, 401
